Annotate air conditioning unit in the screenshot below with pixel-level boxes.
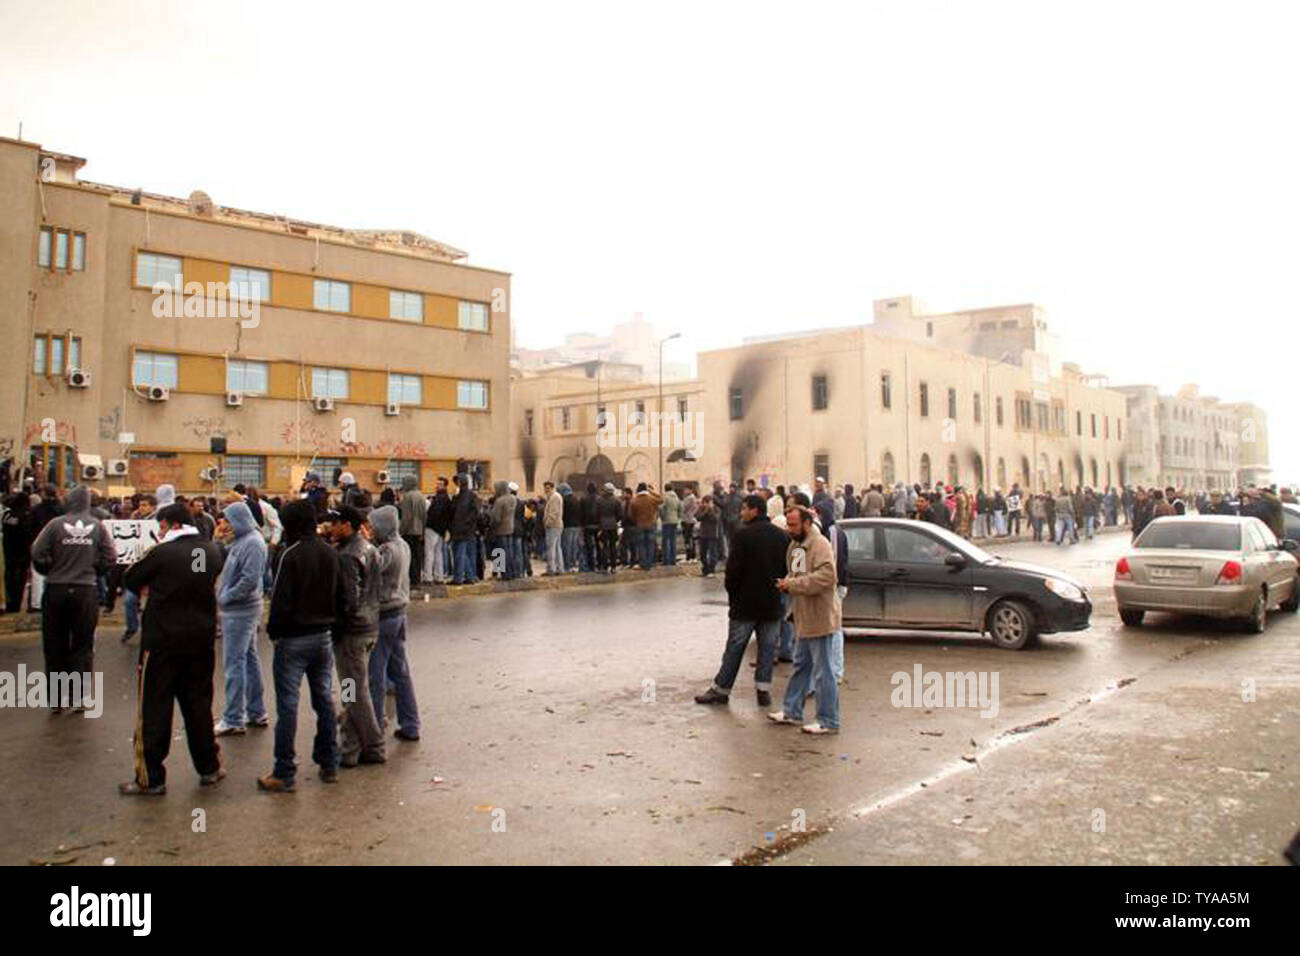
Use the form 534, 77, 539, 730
81, 464, 103, 480
225, 391, 244, 407
385, 402, 401, 417
107, 459, 129, 477
147, 384, 170, 401
377, 469, 392, 485
67, 367, 91, 388
199, 465, 222, 482
313, 396, 335, 412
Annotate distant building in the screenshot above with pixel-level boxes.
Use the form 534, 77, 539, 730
514, 313, 691, 381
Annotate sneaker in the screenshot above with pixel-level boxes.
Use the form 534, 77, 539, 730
257, 774, 295, 792
694, 688, 729, 705
319, 767, 339, 783
199, 767, 227, 786
247, 715, 269, 729
767, 711, 799, 725
756, 690, 772, 707
801, 722, 838, 735
214, 721, 245, 737
394, 728, 420, 742
119, 780, 166, 796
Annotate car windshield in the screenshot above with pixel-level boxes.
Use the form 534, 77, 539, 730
1135, 521, 1241, 551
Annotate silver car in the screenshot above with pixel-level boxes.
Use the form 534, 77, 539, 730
1114, 515, 1299, 632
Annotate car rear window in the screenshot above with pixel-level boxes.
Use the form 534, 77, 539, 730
1135, 522, 1241, 551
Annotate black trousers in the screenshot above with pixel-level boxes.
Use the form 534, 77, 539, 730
41, 583, 98, 706
681, 522, 696, 560
598, 529, 619, 570
3, 546, 30, 612
403, 535, 423, 586
134, 645, 220, 788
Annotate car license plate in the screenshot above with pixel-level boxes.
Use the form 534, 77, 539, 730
1151, 566, 1196, 582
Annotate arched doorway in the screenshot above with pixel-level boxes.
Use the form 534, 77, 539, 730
971, 452, 984, 488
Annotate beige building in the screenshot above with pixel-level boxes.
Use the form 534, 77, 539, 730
1117, 384, 1269, 490
0, 137, 510, 496
510, 360, 705, 493
696, 300, 1128, 494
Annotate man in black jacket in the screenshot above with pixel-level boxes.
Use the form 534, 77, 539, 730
119, 504, 224, 795
695, 494, 790, 708
581, 481, 600, 573
595, 483, 622, 574
330, 505, 385, 768
258, 500, 342, 792
424, 476, 453, 583
448, 473, 479, 584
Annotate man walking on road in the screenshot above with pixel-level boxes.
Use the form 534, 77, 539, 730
695, 494, 790, 708
258, 500, 342, 792
768, 505, 841, 735
119, 503, 224, 795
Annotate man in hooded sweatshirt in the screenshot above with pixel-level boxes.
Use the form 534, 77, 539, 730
258, 500, 342, 792
213, 501, 269, 736
329, 505, 386, 767
367, 505, 420, 742
30, 485, 118, 712
397, 474, 427, 588
489, 480, 517, 579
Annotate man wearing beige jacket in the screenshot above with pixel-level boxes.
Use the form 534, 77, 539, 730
769, 505, 841, 734
543, 481, 565, 574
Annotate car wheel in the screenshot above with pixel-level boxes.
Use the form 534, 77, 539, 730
1282, 576, 1300, 613
1119, 608, 1144, 627
1245, 588, 1268, 634
988, 599, 1035, 650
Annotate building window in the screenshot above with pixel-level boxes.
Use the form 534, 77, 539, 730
1090, 413, 1097, 438
973, 393, 982, 424
881, 372, 892, 409
919, 453, 931, 485
457, 380, 489, 409
1035, 402, 1050, 432
39, 227, 86, 271
1117, 420, 1122, 441
136, 252, 183, 289
997, 458, 1007, 489
132, 351, 178, 388
677, 396, 688, 419
926, 322, 933, 337
313, 279, 351, 313
390, 290, 423, 322
596, 404, 607, 428
947, 453, 959, 485
813, 454, 830, 485
995, 395, 1004, 426
229, 266, 271, 302
38, 227, 51, 267
387, 460, 420, 486
633, 399, 646, 425
227, 359, 268, 394
812, 374, 829, 411
561, 407, 572, 430
947, 388, 957, 420
33, 335, 82, 375
729, 387, 743, 421
388, 373, 422, 405
525, 409, 534, 436
1104, 416, 1110, 439
223, 455, 265, 488
1076, 410, 1082, 435
311, 367, 349, 399
458, 301, 490, 332
919, 382, 929, 417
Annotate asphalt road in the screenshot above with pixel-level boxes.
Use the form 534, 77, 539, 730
1, 529, 1296, 865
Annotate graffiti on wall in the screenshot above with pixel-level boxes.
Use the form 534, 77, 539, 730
24, 420, 77, 446
98, 406, 123, 441
182, 417, 242, 441
279, 420, 428, 458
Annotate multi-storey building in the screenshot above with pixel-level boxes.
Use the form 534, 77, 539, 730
1116, 384, 1269, 490
1, 137, 510, 495
695, 298, 1128, 493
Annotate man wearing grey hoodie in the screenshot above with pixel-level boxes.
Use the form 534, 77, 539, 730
397, 474, 427, 588
214, 501, 268, 736
367, 505, 420, 741
30, 485, 117, 711
489, 480, 517, 580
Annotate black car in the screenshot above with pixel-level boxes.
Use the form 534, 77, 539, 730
837, 518, 1092, 650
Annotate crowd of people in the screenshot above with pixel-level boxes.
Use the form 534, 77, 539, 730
0, 464, 1294, 783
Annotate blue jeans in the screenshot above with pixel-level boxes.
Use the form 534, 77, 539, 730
712, 618, 779, 693
546, 527, 564, 573
271, 632, 339, 781
370, 612, 420, 737
1084, 515, 1095, 539
778, 592, 795, 659
124, 588, 140, 634
661, 524, 677, 564
638, 528, 655, 569
490, 536, 512, 578
1056, 515, 1076, 544
221, 604, 266, 728
781, 634, 839, 729
700, 537, 718, 574
562, 527, 581, 570
452, 538, 478, 583
829, 628, 845, 682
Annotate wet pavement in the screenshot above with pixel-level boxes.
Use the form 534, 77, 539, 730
1, 530, 1296, 865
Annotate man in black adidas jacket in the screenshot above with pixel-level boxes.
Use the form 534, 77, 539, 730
258, 499, 343, 792
119, 503, 224, 795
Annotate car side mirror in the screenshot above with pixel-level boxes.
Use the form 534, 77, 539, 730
944, 551, 967, 569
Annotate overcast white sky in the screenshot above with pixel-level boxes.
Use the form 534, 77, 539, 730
3, 1, 1296, 480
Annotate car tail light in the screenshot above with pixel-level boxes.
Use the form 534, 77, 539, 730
1115, 557, 1131, 581
1215, 560, 1243, 585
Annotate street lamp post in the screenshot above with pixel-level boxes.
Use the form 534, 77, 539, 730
657, 332, 681, 491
